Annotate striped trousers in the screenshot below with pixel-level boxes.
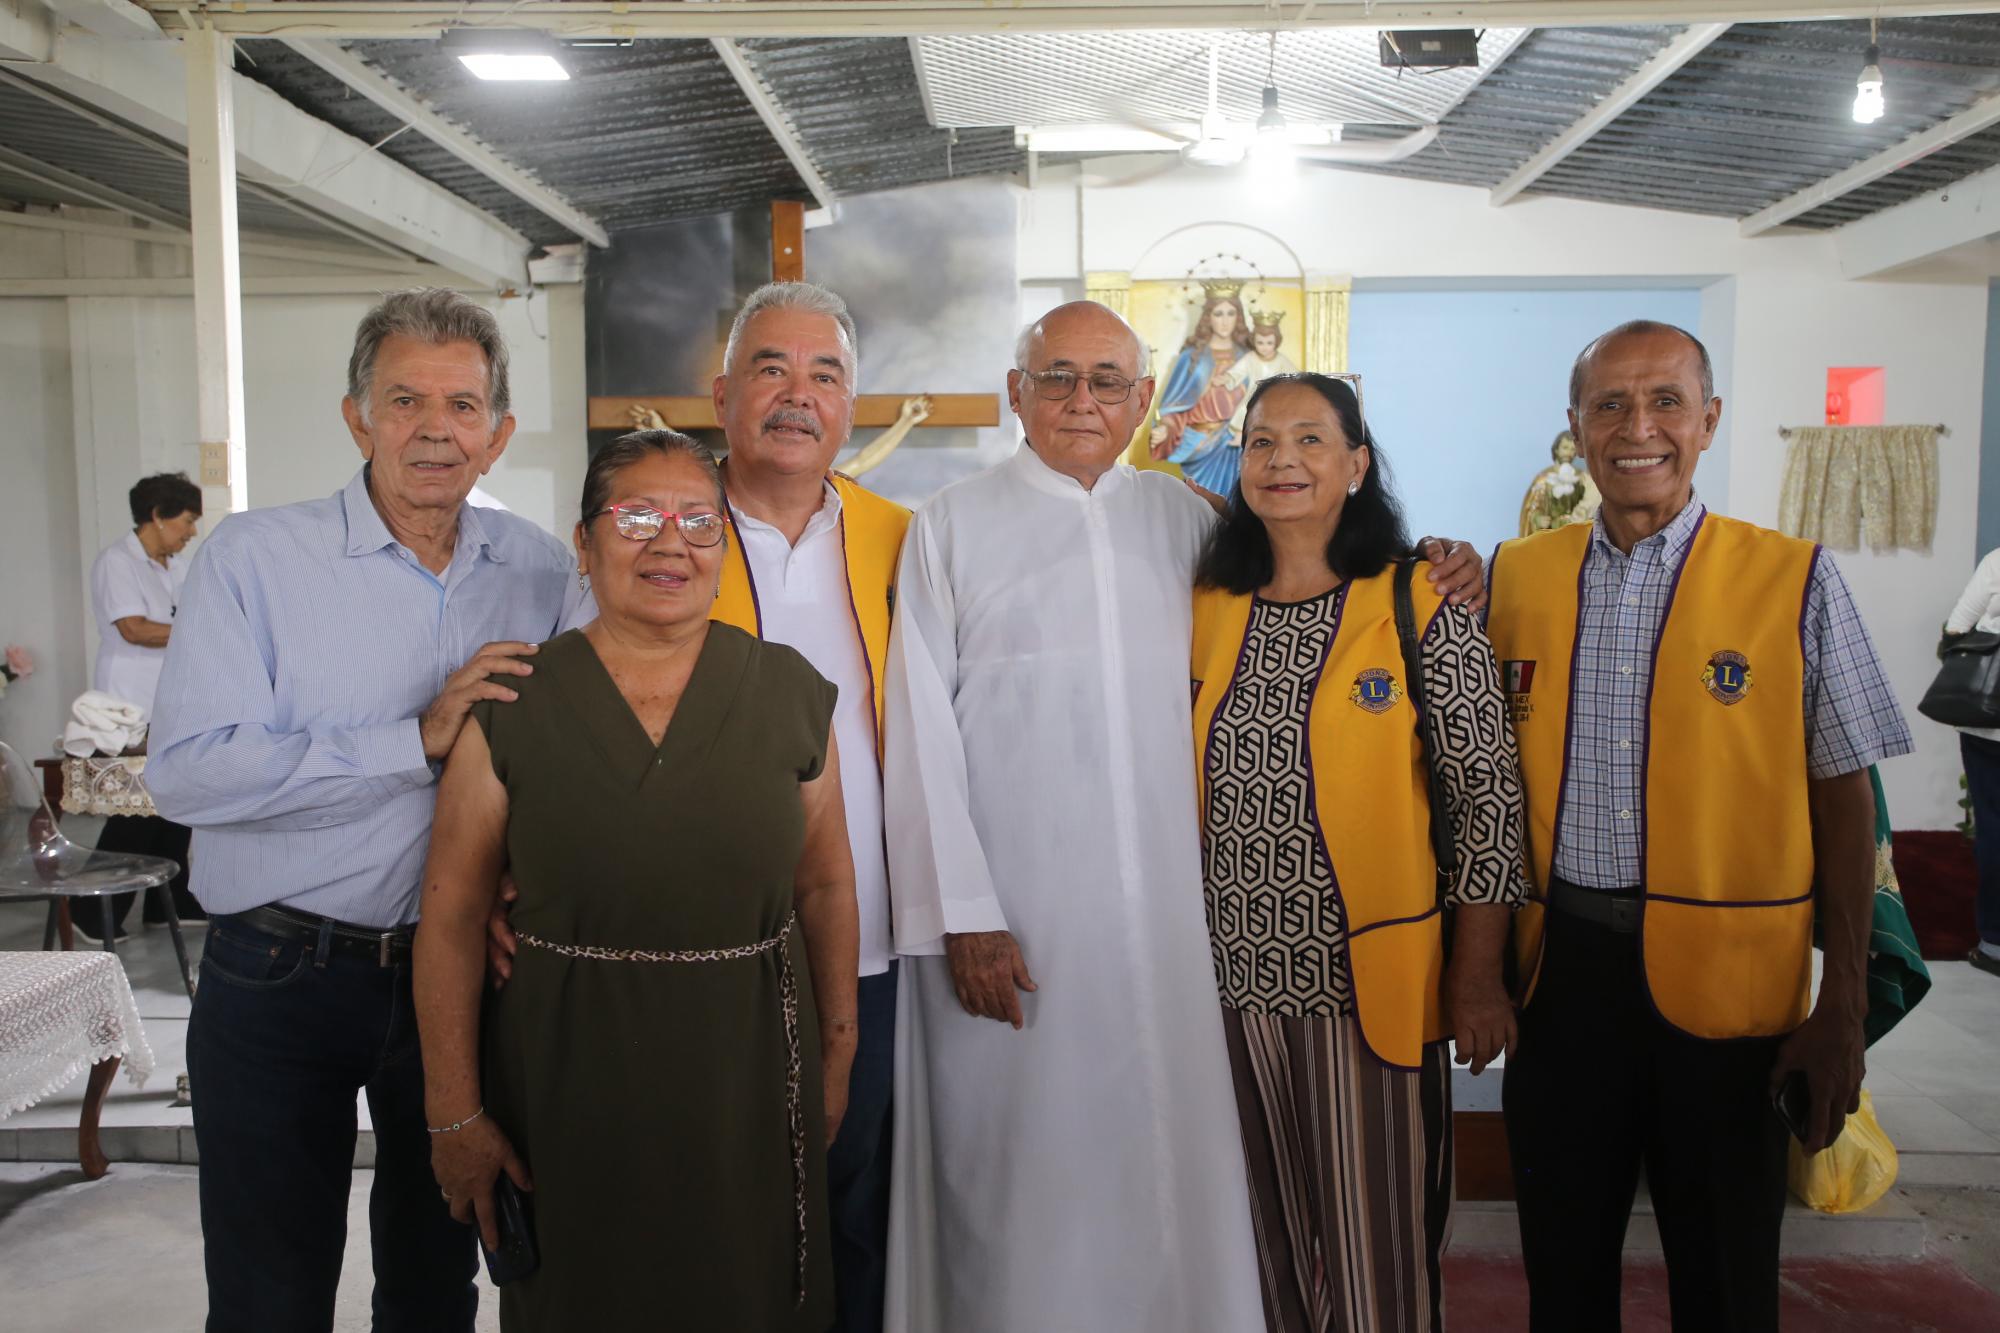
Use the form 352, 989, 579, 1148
1221, 1007, 1454, 1333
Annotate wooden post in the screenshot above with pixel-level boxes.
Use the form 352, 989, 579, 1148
184, 25, 248, 517
771, 200, 804, 282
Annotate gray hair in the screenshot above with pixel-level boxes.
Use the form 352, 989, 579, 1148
580, 429, 726, 534
1014, 307, 1151, 376
722, 282, 858, 375
1569, 320, 1714, 409
348, 287, 511, 423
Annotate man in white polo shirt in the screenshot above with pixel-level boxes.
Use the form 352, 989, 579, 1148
493, 282, 907, 1333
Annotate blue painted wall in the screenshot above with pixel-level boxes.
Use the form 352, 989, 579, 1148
1979, 281, 2000, 560
1348, 287, 1707, 562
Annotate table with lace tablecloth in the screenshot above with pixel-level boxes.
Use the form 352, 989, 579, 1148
0, 950, 155, 1176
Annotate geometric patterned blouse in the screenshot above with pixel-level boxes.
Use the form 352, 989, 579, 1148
1202, 586, 1528, 1017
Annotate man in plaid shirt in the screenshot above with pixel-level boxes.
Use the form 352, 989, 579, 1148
1485, 321, 1911, 1332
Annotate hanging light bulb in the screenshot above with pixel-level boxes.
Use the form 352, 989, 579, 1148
1249, 33, 1297, 175
1853, 20, 1885, 124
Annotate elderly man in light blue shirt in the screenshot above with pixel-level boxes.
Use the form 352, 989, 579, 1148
149, 287, 578, 1332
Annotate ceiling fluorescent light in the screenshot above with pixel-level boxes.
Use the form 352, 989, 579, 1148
459, 54, 569, 81
443, 28, 570, 82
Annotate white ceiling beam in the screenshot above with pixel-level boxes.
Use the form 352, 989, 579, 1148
1491, 23, 1730, 207
1833, 157, 2000, 279
709, 37, 834, 213
0, 208, 430, 270
136, 2, 2000, 41
45, 0, 166, 42
1742, 90, 2000, 237
0, 272, 481, 297
280, 39, 609, 248
7, 18, 530, 289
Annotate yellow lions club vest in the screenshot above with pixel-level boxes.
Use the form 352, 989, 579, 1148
1487, 513, 1818, 1040
713, 472, 911, 759
1191, 569, 1447, 1070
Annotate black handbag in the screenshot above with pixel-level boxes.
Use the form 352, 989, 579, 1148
1918, 631, 2000, 728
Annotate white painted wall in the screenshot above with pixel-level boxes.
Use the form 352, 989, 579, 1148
0, 300, 83, 763
1034, 160, 1991, 827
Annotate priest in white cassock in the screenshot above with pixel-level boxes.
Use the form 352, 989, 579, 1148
881, 301, 1263, 1332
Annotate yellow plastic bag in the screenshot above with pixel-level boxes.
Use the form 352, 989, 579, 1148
1787, 1090, 1898, 1214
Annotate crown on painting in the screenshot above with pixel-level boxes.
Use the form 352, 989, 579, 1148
1199, 278, 1247, 302
1247, 307, 1286, 329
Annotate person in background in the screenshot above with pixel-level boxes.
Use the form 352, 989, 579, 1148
82, 471, 204, 940
1944, 547, 2000, 977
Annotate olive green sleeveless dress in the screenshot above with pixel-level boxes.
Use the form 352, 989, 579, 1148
472, 625, 838, 1331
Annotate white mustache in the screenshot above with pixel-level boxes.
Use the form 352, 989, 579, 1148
763, 411, 821, 439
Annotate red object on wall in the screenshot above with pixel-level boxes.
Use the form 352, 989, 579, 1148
1826, 367, 1885, 426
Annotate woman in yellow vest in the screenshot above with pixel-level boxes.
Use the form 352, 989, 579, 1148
1190, 373, 1527, 1333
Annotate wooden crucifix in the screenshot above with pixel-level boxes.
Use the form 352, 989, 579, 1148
587, 200, 1001, 476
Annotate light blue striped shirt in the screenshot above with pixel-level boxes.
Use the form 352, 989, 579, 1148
148, 467, 581, 927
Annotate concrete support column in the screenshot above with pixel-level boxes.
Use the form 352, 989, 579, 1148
183, 25, 247, 518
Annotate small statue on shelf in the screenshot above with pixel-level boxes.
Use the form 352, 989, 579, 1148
1519, 430, 1601, 537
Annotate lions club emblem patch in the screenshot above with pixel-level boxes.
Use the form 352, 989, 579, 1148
1351, 668, 1402, 715
1702, 650, 1752, 705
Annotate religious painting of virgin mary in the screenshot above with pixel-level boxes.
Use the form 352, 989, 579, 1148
1131, 273, 1307, 494
1148, 282, 1255, 494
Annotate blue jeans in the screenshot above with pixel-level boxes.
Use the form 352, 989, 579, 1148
826, 963, 897, 1333
187, 913, 477, 1333
1963, 734, 2000, 946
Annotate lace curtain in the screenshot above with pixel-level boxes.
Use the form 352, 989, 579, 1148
1777, 424, 1939, 553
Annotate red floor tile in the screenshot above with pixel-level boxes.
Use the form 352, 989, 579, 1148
1445, 1250, 2000, 1331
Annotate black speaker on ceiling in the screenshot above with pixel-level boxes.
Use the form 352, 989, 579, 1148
1378, 31, 1481, 69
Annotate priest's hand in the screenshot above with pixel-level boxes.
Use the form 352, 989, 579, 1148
485, 874, 520, 989
430, 1111, 532, 1253
945, 930, 1038, 1028
1417, 537, 1487, 612
419, 641, 539, 761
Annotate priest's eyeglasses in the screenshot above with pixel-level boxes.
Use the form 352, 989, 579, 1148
1020, 368, 1142, 405
592, 503, 726, 547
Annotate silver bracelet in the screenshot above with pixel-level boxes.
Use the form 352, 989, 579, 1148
427, 1107, 485, 1134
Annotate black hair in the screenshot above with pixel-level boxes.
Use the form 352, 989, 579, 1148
128, 472, 203, 527
1193, 373, 1411, 595
579, 429, 725, 541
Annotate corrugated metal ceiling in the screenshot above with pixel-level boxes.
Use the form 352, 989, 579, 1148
1533, 18, 2000, 225
0, 73, 363, 243
9, 19, 2000, 250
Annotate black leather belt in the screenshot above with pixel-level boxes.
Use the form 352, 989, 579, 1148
1545, 878, 1643, 934
235, 903, 415, 967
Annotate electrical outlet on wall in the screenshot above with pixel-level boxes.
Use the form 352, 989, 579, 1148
199, 441, 230, 488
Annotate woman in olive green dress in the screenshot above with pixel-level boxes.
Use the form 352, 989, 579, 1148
413, 429, 860, 1331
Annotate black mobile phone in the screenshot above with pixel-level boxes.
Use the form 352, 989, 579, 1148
1773, 1069, 1812, 1144
482, 1175, 540, 1286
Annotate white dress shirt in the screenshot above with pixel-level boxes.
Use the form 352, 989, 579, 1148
89, 530, 186, 716
732, 482, 894, 977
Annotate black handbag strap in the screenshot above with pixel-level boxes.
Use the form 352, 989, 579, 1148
1393, 559, 1457, 891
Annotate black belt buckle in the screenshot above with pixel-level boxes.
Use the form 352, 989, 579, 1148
378, 933, 392, 968
1606, 895, 1643, 933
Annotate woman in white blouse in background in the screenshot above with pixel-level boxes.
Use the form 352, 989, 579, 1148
1946, 548, 2000, 977
82, 471, 205, 940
